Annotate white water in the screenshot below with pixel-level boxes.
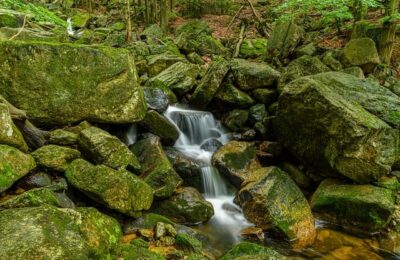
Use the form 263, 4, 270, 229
164, 105, 251, 247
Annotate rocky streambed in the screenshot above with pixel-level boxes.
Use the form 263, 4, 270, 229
0, 11, 399, 260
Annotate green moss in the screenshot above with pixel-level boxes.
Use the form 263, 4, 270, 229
221, 242, 286, 260
175, 233, 202, 254
32, 145, 81, 172
239, 38, 268, 58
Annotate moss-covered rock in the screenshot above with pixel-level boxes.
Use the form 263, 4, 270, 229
0, 187, 64, 209
131, 135, 182, 199
274, 72, 400, 183
341, 66, 365, 79
310, 179, 396, 232
175, 233, 202, 254
113, 243, 166, 260
0, 102, 28, 152
49, 129, 78, 146
0, 206, 121, 259
78, 126, 140, 171
237, 167, 316, 249
212, 141, 261, 188
322, 51, 343, 71
147, 53, 187, 76
71, 12, 90, 28
152, 187, 214, 224
0, 41, 146, 126
294, 43, 316, 58
143, 87, 169, 113
224, 109, 249, 132
251, 88, 279, 106
342, 37, 380, 73
0, 144, 36, 193
231, 59, 280, 91
239, 38, 268, 59
213, 83, 255, 109
190, 59, 230, 109
32, 145, 81, 172
145, 61, 200, 95
65, 159, 154, 216
221, 242, 287, 260
0, 11, 21, 28
140, 110, 180, 145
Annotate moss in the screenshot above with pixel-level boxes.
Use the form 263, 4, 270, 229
175, 233, 202, 254
32, 145, 81, 172
139, 110, 180, 145
0, 103, 28, 152
113, 243, 165, 260
239, 38, 268, 59
221, 242, 286, 260
0, 187, 62, 209
214, 83, 255, 109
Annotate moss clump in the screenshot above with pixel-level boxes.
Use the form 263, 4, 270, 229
221, 242, 286, 260
32, 145, 81, 172
239, 38, 268, 59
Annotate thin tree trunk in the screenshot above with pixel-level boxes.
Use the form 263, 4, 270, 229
160, 0, 168, 31
234, 24, 246, 58
126, 0, 132, 43
145, 0, 150, 24
353, 0, 367, 22
379, 0, 399, 64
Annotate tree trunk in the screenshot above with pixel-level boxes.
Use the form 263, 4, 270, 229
353, 0, 367, 22
145, 0, 150, 24
160, 0, 168, 31
126, 0, 132, 43
379, 0, 399, 64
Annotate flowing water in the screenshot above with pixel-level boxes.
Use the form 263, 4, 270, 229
164, 105, 252, 253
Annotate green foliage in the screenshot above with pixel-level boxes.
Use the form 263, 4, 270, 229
0, 0, 66, 27
179, 0, 231, 17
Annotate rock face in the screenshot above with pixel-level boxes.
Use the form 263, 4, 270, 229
65, 159, 154, 216
147, 53, 186, 76
231, 59, 280, 90
214, 83, 255, 109
342, 37, 380, 73
0, 144, 36, 193
212, 141, 261, 188
78, 126, 141, 171
274, 72, 400, 183
152, 187, 214, 224
0, 187, 65, 209
31, 145, 81, 172
0, 206, 121, 259
221, 242, 286, 260
139, 110, 180, 145
131, 135, 182, 199
311, 179, 396, 232
0, 41, 146, 126
143, 87, 169, 113
0, 102, 28, 152
237, 167, 316, 249
190, 59, 230, 109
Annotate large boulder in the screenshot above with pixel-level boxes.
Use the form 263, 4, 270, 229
274, 72, 400, 183
0, 102, 28, 152
213, 83, 255, 109
310, 179, 396, 232
0, 41, 147, 126
131, 135, 182, 199
31, 145, 81, 172
190, 59, 230, 109
78, 126, 141, 171
65, 159, 154, 216
0, 187, 67, 209
212, 141, 261, 188
237, 167, 316, 249
342, 37, 380, 73
0, 144, 36, 193
221, 242, 287, 260
139, 110, 180, 145
143, 87, 169, 113
231, 59, 280, 90
152, 187, 214, 224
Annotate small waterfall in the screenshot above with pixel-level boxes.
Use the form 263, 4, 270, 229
124, 124, 137, 146
165, 105, 251, 249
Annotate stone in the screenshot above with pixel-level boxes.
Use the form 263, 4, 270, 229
0, 102, 28, 152
310, 179, 396, 232
65, 159, 154, 216
274, 72, 400, 183
342, 37, 380, 73
145, 62, 199, 95
200, 138, 222, 153
190, 58, 230, 109
143, 87, 169, 113
141, 24, 165, 43
239, 38, 268, 59
71, 12, 90, 28
152, 187, 214, 224
212, 141, 261, 188
0, 145, 36, 193
147, 53, 187, 77
139, 110, 180, 145
280, 162, 312, 189
240, 227, 265, 241
221, 242, 286, 260
49, 129, 78, 146
237, 167, 316, 248
224, 109, 248, 132
341, 66, 365, 79
17, 172, 52, 190
0, 187, 66, 209
31, 145, 81, 172
114, 243, 165, 260
213, 83, 255, 109
175, 233, 202, 254
267, 21, 304, 62
322, 51, 343, 71
231, 59, 280, 91
131, 135, 182, 199
251, 88, 278, 106
249, 104, 266, 125
0, 41, 146, 126
187, 52, 205, 65
78, 126, 141, 171
294, 43, 316, 58
0, 11, 20, 28
0, 206, 121, 259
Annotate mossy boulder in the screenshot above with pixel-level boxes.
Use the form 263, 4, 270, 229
213, 83, 255, 109
147, 53, 187, 76
0, 144, 36, 193
152, 187, 214, 225
221, 242, 287, 260
267, 21, 304, 62
237, 167, 316, 249
140, 110, 180, 145
145, 61, 200, 95
65, 159, 154, 216
71, 12, 90, 28
190, 59, 230, 109
231, 59, 280, 91
341, 66, 365, 79
239, 38, 268, 59
143, 87, 169, 113
78, 126, 140, 171
251, 88, 278, 106
113, 243, 165, 260
342, 37, 380, 73
310, 179, 396, 232
0, 11, 21, 28
224, 109, 249, 132
0, 206, 121, 259
0, 187, 65, 209
274, 72, 400, 183
175, 233, 202, 254
0, 41, 146, 126
212, 141, 261, 188
49, 129, 78, 146
0, 102, 28, 152
131, 135, 182, 199
32, 145, 81, 172
322, 51, 343, 71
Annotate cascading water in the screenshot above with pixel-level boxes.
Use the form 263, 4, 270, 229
164, 105, 251, 252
